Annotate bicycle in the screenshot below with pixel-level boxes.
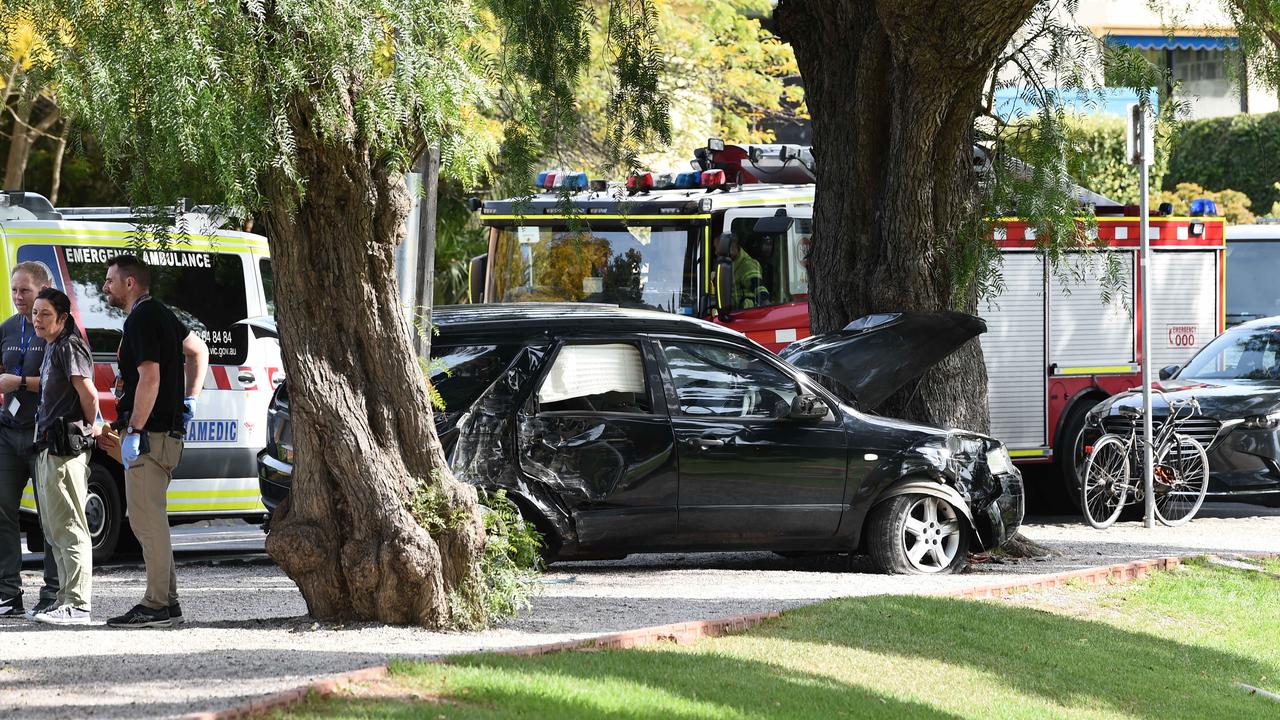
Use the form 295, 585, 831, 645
1080, 394, 1211, 529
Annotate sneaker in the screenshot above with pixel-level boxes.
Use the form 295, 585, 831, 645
106, 604, 172, 629
168, 603, 184, 625
0, 596, 23, 619
33, 605, 91, 626
22, 597, 56, 620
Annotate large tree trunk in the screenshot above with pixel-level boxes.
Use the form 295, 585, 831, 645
262, 93, 485, 628
776, 0, 1036, 432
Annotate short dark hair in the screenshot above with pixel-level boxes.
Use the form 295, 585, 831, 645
35, 286, 79, 340
106, 254, 151, 290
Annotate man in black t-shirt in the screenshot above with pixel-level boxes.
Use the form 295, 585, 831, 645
99, 255, 209, 629
0, 262, 59, 619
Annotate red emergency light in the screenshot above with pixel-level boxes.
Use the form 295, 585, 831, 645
700, 169, 726, 187
541, 172, 558, 190
626, 172, 654, 195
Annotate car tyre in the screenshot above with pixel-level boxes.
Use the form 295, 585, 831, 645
87, 463, 125, 563
867, 494, 969, 575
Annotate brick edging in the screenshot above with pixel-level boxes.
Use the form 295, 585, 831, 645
944, 556, 1184, 599
183, 554, 1197, 719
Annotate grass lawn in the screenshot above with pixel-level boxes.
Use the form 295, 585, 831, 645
277, 558, 1280, 719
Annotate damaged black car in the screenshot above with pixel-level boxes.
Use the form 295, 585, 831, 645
258, 305, 1023, 574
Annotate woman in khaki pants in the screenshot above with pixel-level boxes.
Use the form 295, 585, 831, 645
29, 287, 100, 625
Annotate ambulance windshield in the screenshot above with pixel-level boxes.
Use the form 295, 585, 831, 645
491, 225, 703, 315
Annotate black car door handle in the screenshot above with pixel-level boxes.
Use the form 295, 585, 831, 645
695, 438, 726, 447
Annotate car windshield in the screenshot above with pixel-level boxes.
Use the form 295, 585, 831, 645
1180, 326, 1280, 382
490, 225, 701, 313
1226, 240, 1280, 324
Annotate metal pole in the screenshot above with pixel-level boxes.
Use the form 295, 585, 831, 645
414, 147, 440, 358
1136, 106, 1155, 529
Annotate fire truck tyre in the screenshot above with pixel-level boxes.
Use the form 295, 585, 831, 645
86, 463, 125, 564
867, 494, 969, 575
1055, 402, 1096, 513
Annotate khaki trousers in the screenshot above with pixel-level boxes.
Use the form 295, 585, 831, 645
124, 432, 183, 610
35, 449, 92, 609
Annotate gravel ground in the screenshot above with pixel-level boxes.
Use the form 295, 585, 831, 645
3, 505, 1279, 720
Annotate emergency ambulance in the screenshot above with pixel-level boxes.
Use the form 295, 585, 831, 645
470, 141, 1225, 508
1, 191, 280, 560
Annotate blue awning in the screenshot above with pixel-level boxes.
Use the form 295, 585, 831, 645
1107, 34, 1238, 51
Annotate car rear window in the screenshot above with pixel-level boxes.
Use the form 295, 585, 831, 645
430, 344, 520, 417
50, 246, 250, 365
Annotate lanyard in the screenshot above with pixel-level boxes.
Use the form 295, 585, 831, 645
131, 294, 152, 313
9, 316, 34, 379
17, 317, 32, 358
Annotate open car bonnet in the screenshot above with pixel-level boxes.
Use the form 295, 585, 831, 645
235, 315, 278, 339
778, 311, 987, 410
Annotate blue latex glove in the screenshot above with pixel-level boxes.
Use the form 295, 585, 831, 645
181, 396, 197, 426
121, 432, 141, 469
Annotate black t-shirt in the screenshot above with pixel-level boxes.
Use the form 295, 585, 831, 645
0, 313, 48, 429
118, 298, 189, 433
37, 333, 94, 435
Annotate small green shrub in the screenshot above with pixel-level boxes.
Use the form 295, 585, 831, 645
446, 488, 544, 629
1154, 182, 1255, 224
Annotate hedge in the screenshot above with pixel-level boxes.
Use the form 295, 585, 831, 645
1166, 111, 1280, 212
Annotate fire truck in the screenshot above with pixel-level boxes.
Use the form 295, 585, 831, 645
470, 141, 1226, 504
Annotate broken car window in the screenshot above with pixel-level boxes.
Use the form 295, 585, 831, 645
537, 343, 652, 414
662, 341, 799, 418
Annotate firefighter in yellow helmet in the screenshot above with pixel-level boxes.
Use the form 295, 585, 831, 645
729, 233, 770, 309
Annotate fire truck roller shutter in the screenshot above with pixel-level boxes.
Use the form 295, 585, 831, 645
1148, 251, 1219, 370
1048, 251, 1136, 369
980, 253, 1047, 451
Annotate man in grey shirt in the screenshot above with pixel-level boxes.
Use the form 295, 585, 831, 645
0, 261, 60, 618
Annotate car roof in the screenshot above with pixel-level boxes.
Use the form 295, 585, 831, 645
1226, 224, 1280, 241
432, 303, 747, 343
1229, 315, 1280, 331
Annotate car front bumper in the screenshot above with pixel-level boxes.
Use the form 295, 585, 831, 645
257, 450, 293, 515
973, 468, 1024, 550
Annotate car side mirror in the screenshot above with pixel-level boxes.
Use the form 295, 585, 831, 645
753, 209, 793, 235
468, 254, 488, 304
1158, 365, 1180, 380
787, 394, 827, 422
715, 257, 734, 319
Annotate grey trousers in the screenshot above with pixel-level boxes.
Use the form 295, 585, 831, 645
0, 424, 59, 603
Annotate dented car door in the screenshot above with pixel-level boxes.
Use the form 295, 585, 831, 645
516, 339, 679, 550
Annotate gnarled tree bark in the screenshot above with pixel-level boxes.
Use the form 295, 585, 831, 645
261, 91, 485, 628
776, 0, 1038, 432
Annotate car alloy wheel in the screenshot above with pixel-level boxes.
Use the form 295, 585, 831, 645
868, 493, 970, 575
900, 496, 963, 572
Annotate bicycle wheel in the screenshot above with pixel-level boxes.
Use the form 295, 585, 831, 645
1081, 434, 1131, 529
1153, 434, 1209, 526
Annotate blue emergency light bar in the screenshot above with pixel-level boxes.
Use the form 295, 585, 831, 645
1189, 198, 1218, 216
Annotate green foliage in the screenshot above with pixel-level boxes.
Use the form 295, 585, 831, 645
434, 182, 490, 305
447, 489, 544, 629
33, 0, 496, 212
1155, 182, 1255, 224
1166, 111, 1280, 213
1059, 113, 1167, 205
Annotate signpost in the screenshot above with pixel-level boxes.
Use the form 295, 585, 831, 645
1128, 102, 1156, 529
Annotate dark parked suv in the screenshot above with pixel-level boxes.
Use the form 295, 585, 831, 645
259, 304, 1023, 574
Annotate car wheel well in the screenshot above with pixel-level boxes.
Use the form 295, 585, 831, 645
859, 476, 978, 550
497, 490, 562, 561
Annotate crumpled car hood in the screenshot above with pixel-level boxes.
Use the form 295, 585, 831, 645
778, 311, 987, 410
